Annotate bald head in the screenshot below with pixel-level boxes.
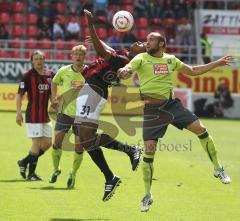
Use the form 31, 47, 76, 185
147, 32, 166, 49
146, 32, 166, 56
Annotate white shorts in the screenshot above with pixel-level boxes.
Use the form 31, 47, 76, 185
26, 122, 52, 138
75, 84, 107, 125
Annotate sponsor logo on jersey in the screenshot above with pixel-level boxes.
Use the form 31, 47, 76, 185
153, 64, 169, 74
71, 81, 84, 89
38, 84, 49, 91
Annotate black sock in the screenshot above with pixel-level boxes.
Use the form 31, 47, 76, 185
87, 148, 114, 182
28, 154, 39, 175
99, 134, 134, 155
20, 152, 33, 165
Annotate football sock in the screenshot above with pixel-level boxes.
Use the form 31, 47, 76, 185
198, 131, 221, 170
87, 148, 114, 182
20, 151, 32, 165
28, 153, 39, 175
71, 151, 83, 176
142, 154, 154, 196
98, 133, 135, 155
52, 147, 62, 172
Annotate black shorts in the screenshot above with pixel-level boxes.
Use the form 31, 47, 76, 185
55, 113, 78, 136
143, 98, 198, 141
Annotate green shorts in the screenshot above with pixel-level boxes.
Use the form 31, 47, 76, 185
143, 98, 198, 141
55, 113, 78, 136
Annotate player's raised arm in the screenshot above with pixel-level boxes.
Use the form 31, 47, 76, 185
85, 36, 115, 53
179, 55, 235, 76
84, 9, 112, 61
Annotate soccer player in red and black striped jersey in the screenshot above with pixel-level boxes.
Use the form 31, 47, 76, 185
71, 10, 146, 201
16, 50, 55, 181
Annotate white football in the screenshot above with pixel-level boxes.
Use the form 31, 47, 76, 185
112, 11, 134, 32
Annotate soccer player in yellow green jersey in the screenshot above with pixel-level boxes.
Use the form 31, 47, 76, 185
118, 32, 234, 212
49, 45, 86, 188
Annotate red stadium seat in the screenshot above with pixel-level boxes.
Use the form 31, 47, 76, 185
96, 27, 107, 40
0, 1, 10, 12
67, 40, 78, 50
55, 39, 65, 50
136, 17, 148, 29
0, 50, 9, 58
163, 18, 176, 26
11, 38, 22, 48
150, 17, 162, 26
136, 29, 148, 41
12, 1, 25, 13
26, 14, 38, 25
122, 0, 134, 4
44, 51, 52, 59
25, 38, 37, 49
25, 51, 31, 59
12, 25, 24, 37
79, 16, 88, 26
121, 5, 134, 14
11, 51, 22, 58
39, 38, 52, 49
12, 13, 24, 24
81, 27, 90, 39
55, 51, 65, 60
0, 12, 10, 23
26, 25, 38, 37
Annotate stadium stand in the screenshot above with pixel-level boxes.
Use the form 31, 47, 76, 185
0, 0, 239, 63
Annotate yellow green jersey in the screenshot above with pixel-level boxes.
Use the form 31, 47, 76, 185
53, 64, 85, 117
127, 53, 184, 99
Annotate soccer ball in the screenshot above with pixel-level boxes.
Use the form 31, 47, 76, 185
112, 11, 134, 32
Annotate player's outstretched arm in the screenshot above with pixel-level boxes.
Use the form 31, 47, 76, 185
84, 9, 111, 61
117, 67, 133, 80
179, 55, 235, 76
16, 94, 23, 126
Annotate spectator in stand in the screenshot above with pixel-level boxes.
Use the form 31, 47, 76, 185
176, 17, 193, 46
147, 0, 161, 18
27, 0, 40, 14
67, 0, 82, 15
38, 0, 54, 19
175, 0, 189, 19
37, 16, 53, 39
134, 0, 149, 17
52, 16, 65, 40
93, 0, 109, 13
213, 83, 234, 117
161, 0, 175, 19
122, 31, 136, 44
107, 31, 122, 48
200, 33, 212, 64
66, 16, 81, 40
0, 24, 9, 48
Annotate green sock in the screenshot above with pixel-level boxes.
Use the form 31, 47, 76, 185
52, 148, 62, 172
71, 152, 83, 177
142, 154, 154, 196
198, 131, 221, 170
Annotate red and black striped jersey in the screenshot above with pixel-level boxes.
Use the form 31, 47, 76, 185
81, 50, 130, 99
18, 68, 55, 123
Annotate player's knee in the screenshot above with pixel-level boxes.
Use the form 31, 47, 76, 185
144, 141, 157, 155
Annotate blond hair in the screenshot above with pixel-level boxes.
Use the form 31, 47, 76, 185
72, 45, 87, 53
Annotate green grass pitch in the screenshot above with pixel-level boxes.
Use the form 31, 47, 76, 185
0, 112, 239, 221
